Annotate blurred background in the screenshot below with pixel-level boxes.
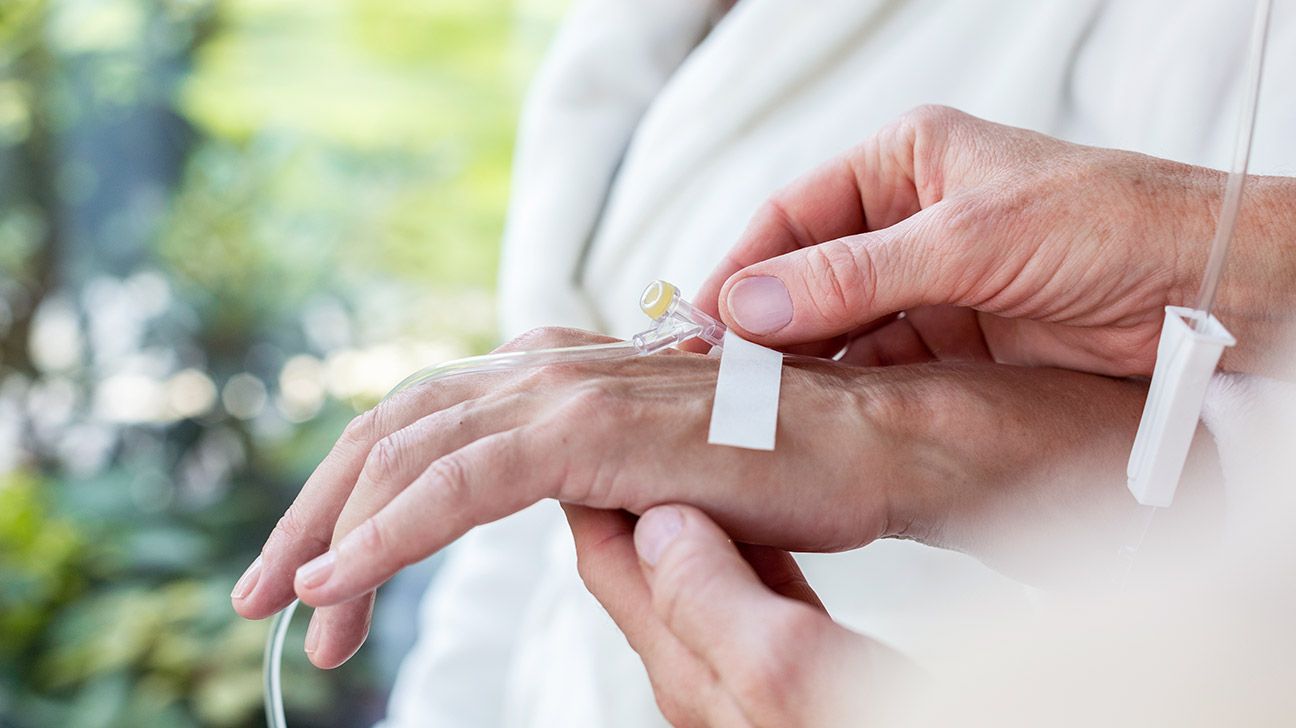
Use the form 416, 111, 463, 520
0, 0, 564, 725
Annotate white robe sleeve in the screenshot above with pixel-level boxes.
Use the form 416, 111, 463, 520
380, 504, 561, 728
1200, 371, 1296, 549
498, 0, 724, 337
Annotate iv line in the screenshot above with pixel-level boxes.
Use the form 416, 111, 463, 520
1121, 0, 1272, 579
1193, 0, 1273, 328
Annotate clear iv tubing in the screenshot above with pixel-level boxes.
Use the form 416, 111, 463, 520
1116, 0, 1274, 589
1193, 0, 1273, 329
263, 281, 724, 727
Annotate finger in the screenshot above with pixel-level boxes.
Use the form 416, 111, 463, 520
692, 117, 936, 326
564, 506, 749, 728
333, 396, 528, 542
736, 544, 826, 612
634, 506, 834, 693
761, 313, 903, 361
718, 205, 977, 347
232, 376, 486, 620
563, 506, 667, 654
778, 311, 910, 360
294, 425, 567, 606
710, 108, 1022, 349
303, 591, 373, 670
231, 327, 588, 619
901, 305, 993, 362
641, 507, 920, 727
837, 315, 934, 367
691, 159, 872, 324
306, 396, 526, 668
838, 307, 992, 366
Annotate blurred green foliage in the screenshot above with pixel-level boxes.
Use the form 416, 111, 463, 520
170, 0, 525, 296
0, 0, 563, 726
0, 471, 83, 658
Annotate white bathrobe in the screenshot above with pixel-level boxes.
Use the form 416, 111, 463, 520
383, 2, 1296, 726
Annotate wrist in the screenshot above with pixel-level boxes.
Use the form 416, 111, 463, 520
1172, 172, 1296, 378
859, 364, 1011, 545
871, 364, 1145, 555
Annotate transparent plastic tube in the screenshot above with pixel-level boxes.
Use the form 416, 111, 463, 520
264, 599, 298, 728
1119, 0, 1272, 584
1193, 0, 1273, 329
264, 281, 724, 727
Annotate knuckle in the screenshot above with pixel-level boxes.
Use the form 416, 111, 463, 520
272, 507, 308, 540
427, 452, 473, 513
652, 691, 697, 728
363, 432, 406, 484
897, 105, 970, 202
340, 410, 377, 447
528, 380, 621, 451
355, 517, 387, 553
268, 506, 328, 552
564, 382, 617, 420
351, 517, 411, 573
930, 192, 1021, 303
756, 197, 816, 248
801, 239, 875, 322
523, 361, 579, 389
901, 103, 962, 136
934, 193, 996, 236
341, 399, 401, 447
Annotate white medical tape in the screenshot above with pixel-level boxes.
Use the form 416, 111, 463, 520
708, 330, 783, 451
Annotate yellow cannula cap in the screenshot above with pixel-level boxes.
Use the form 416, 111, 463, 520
640, 280, 678, 320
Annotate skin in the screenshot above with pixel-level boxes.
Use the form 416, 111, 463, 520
231, 325, 1155, 670
562, 503, 903, 728
694, 106, 1296, 378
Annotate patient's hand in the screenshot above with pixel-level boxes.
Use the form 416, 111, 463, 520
563, 503, 913, 728
230, 327, 1153, 668
693, 105, 1296, 378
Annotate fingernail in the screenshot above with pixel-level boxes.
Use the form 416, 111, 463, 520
304, 614, 321, 655
231, 556, 262, 600
297, 551, 336, 589
727, 276, 793, 335
635, 506, 684, 566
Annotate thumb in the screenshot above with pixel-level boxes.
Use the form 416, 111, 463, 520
717, 210, 960, 346
634, 505, 830, 672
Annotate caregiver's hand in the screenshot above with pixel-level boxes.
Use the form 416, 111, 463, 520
230, 328, 1151, 668
696, 106, 1296, 377
564, 503, 914, 727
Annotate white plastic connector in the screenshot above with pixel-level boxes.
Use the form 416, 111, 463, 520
1127, 306, 1235, 507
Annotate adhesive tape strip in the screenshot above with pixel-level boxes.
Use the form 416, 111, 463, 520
708, 330, 783, 451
